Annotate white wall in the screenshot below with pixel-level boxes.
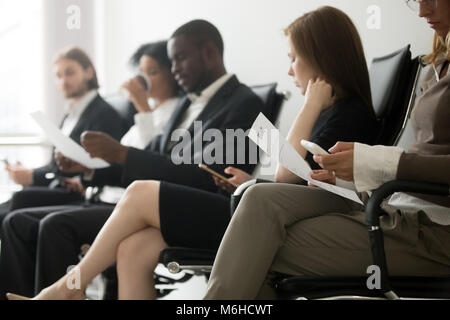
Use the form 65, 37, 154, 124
43, 0, 97, 124
96, 0, 433, 138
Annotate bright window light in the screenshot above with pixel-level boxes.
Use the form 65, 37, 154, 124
0, 0, 43, 137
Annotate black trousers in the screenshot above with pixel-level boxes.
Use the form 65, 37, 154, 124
0, 204, 114, 299
0, 187, 83, 238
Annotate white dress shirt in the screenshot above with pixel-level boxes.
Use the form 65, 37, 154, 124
60, 90, 98, 136
120, 97, 179, 149
353, 143, 450, 225
166, 73, 234, 150
179, 73, 233, 130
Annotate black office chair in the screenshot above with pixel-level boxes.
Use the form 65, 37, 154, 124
276, 180, 450, 300
104, 94, 137, 134
158, 47, 426, 298
369, 45, 421, 146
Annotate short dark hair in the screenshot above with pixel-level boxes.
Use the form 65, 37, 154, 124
129, 40, 172, 70
129, 40, 183, 96
171, 19, 224, 57
53, 46, 99, 90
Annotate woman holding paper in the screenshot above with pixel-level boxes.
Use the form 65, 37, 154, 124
214, 5, 381, 191
203, 1, 450, 299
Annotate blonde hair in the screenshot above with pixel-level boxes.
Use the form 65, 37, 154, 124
424, 31, 450, 65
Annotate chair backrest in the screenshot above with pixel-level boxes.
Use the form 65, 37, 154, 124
250, 83, 285, 125
248, 83, 288, 179
394, 58, 428, 148
104, 94, 137, 133
369, 45, 420, 146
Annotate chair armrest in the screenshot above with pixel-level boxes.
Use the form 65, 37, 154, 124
230, 179, 273, 216
366, 180, 450, 298
366, 180, 450, 226
232, 179, 258, 197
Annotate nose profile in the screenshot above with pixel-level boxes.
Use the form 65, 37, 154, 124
171, 61, 180, 75
288, 65, 294, 77
418, 2, 431, 18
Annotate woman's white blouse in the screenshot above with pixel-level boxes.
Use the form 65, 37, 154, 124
120, 97, 179, 149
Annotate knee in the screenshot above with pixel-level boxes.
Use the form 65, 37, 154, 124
9, 191, 25, 210
39, 213, 66, 236
126, 180, 159, 194
1, 210, 37, 242
2, 211, 25, 233
237, 184, 276, 220
123, 181, 159, 201
241, 184, 264, 203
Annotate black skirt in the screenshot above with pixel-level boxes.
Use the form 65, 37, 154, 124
159, 181, 231, 250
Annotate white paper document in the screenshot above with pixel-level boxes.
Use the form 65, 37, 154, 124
249, 113, 363, 204
31, 111, 110, 169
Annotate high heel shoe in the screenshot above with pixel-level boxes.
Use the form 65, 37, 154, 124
6, 293, 31, 300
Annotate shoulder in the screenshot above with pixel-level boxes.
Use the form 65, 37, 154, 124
323, 97, 378, 135
231, 80, 264, 110
330, 97, 374, 120
91, 95, 122, 118
332, 97, 367, 111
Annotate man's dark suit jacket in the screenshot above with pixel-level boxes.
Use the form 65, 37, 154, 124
32, 94, 125, 186
88, 75, 264, 192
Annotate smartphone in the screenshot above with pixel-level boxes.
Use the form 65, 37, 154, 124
0, 157, 9, 166
300, 140, 329, 156
198, 164, 238, 187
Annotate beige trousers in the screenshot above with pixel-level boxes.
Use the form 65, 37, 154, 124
204, 183, 450, 300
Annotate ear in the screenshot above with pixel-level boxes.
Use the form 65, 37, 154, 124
85, 66, 95, 81
202, 42, 218, 66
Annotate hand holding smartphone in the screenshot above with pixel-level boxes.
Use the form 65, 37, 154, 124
0, 157, 9, 166
300, 140, 329, 155
198, 164, 239, 188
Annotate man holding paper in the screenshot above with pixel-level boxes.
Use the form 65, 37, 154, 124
0, 46, 124, 229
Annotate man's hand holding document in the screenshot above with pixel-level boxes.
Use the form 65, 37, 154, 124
248, 113, 363, 204
31, 111, 110, 169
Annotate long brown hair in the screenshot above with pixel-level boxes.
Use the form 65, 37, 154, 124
53, 46, 99, 90
285, 6, 374, 117
424, 32, 450, 65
